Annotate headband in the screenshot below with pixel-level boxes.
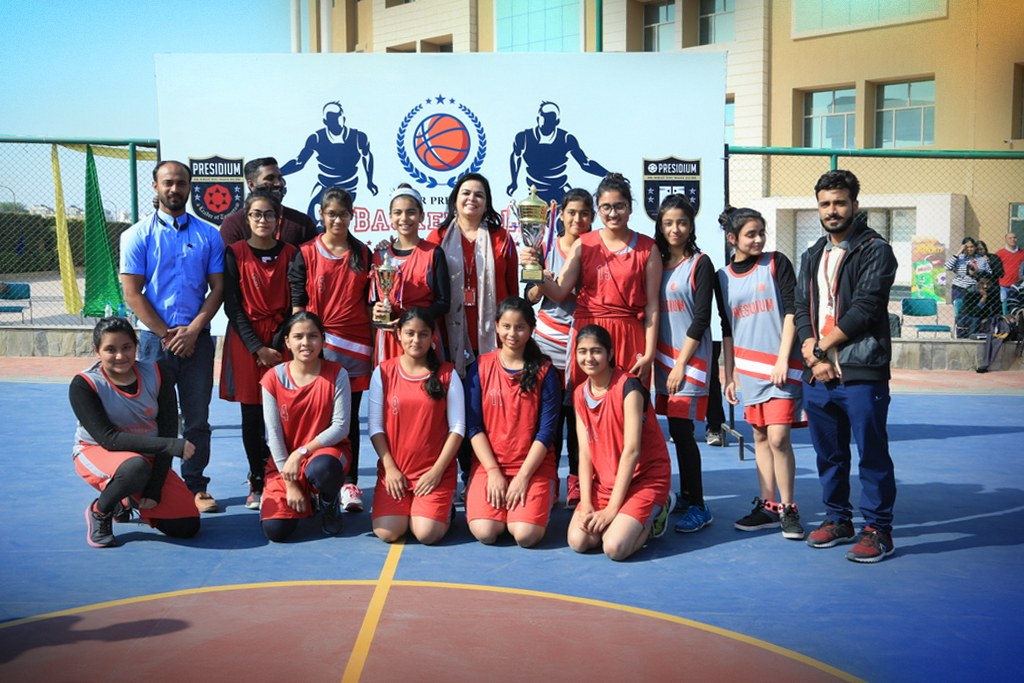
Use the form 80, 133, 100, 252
390, 186, 423, 206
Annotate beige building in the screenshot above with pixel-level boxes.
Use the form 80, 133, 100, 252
307, 0, 1024, 281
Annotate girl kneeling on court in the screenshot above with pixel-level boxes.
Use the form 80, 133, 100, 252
568, 325, 674, 561
71, 317, 200, 548
369, 308, 465, 545
260, 311, 352, 542
465, 297, 561, 547
717, 207, 805, 540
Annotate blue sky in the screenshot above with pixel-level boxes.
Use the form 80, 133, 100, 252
1, 0, 305, 139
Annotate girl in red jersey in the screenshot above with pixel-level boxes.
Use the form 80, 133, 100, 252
529, 174, 662, 393
289, 187, 371, 513
71, 317, 200, 548
464, 297, 562, 548
568, 324, 674, 561
220, 190, 296, 511
652, 194, 716, 534
371, 184, 450, 365
260, 311, 351, 542
718, 207, 805, 540
426, 173, 518, 489
524, 188, 594, 510
369, 307, 465, 545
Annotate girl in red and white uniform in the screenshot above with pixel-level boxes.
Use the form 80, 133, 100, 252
426, 173, 518, 488
652, 195, 715, 534
464, 297, 562, 548
568, 324, 673, 561
260, 311, 351, 542
524, 188, 594, 510
371, 184, 449, 365
530, 174, 662, 394
220, 190, 296, 510
70, 317, 200, 548
289, 187, 371, 513
718, 207, 805, 539
369, 307, 465, 545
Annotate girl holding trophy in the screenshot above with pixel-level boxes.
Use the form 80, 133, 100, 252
288, 186, 372, 513
371, 185, 450, 366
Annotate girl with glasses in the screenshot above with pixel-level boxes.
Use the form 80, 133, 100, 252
289, 186, 373, 514
220, 190, 296, 510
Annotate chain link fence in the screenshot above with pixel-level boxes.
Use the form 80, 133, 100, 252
726, 148, 1024, 335
0, 138, 157, 327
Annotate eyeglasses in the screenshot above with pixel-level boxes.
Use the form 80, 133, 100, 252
597, 203, 629, 216
324, 210, 352, 221
248, 211, 278, 223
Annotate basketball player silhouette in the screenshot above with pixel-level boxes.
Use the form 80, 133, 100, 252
506, 102, 610, 204
282, 102, 379, 222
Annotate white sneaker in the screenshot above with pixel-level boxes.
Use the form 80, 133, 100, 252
340, 483, 364, 512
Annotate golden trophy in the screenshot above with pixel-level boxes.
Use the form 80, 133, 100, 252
372, 251, 400, 328
518, 185, 548, 284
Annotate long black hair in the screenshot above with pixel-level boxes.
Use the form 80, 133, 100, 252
496, 296, 548, 394
397, 307, 445, 401
92, 316, 138, 350
320, 186, 366, 273
654, 194, 699, 265
438, 173, 503, 236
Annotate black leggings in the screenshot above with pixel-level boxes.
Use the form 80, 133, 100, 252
345, 391, 363, 486
95, 456, 200, 538
240, 403, 270, 491
705, 341, 725, 431
262, 453, 346, 542
668, 417, 704, 507
553, 404, 580, 476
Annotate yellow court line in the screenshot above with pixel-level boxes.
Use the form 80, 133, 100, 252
340, 538, 405, 683
0, 574, 863, 683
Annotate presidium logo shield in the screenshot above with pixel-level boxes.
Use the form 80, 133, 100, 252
643, 157, 702, 221
189, 156, 244, 225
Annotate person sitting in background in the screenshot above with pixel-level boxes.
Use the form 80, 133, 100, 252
957, 272, 1002, 338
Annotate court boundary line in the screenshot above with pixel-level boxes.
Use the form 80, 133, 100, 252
0, 575, 865, 683
341, 538, 404, 683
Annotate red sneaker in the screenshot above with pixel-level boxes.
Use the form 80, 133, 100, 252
845, 526, 896, 563
805, 519, 855, 548
565, 474, 580, 510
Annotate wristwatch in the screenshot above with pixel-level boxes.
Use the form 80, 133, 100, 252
813, 342, 828, 361
298, 446, 309, 456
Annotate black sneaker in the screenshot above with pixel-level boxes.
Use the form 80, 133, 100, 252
320, 494, 344, 536
85, 499, 116, 548
734, 497, 780, 531
779, 504, 805, 540
112, 498, 136, 524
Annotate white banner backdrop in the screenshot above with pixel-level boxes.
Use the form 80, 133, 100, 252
155, 52, 727, 333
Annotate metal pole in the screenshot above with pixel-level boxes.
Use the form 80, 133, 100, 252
320, 0, 332, 53
129, 143, 139, 223
0, 184, 15, 211
291, 0, 302, 53
596, 0, 603, 52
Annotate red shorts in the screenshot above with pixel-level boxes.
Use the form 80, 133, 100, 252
261, 448, 348, 521
591, 476, 669, 527
744, 397, 807, 428
371, 479, 456, 524
74, 445, 199, 527
465, 467, 554, 527
655, 393, 708, 422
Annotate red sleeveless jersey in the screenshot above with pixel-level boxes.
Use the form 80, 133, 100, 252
300, 236, 372, 345
574, 368, 671, 489
260, 360, 351, 474
233, 240, 296, 339
474, 351, 557, 480
376, 356, 457, 486
574, 230, 654, 320
373, 241, 438, 314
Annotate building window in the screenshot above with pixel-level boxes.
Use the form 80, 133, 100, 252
644, 1, 675, 52
699, 0, 734, 45
792, 0, 945, 37
724, 99, 734, 146
803, 88, 855, 149
875, 80, 935, 148
1011, 204, 1024, 237
496, 0, 580, 53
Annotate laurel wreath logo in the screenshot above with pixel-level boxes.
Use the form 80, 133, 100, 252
396, 101, 487, 188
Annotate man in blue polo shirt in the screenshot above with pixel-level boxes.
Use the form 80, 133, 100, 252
120, 160, 225, 513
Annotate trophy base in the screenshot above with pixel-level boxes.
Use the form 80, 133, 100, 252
372, 320, 395, 329
521, 268, 546, 284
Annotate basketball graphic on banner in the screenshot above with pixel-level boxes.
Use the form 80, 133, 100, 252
414, 114, 471, 171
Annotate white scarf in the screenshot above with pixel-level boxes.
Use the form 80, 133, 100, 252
441, 222, 498, 377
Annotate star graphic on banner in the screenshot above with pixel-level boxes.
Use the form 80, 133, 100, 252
424, 97, 433, 104
436, 93, 445, 102
447, 97, 455, 104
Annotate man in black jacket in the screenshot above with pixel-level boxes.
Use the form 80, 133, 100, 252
794, 170, 898, 563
